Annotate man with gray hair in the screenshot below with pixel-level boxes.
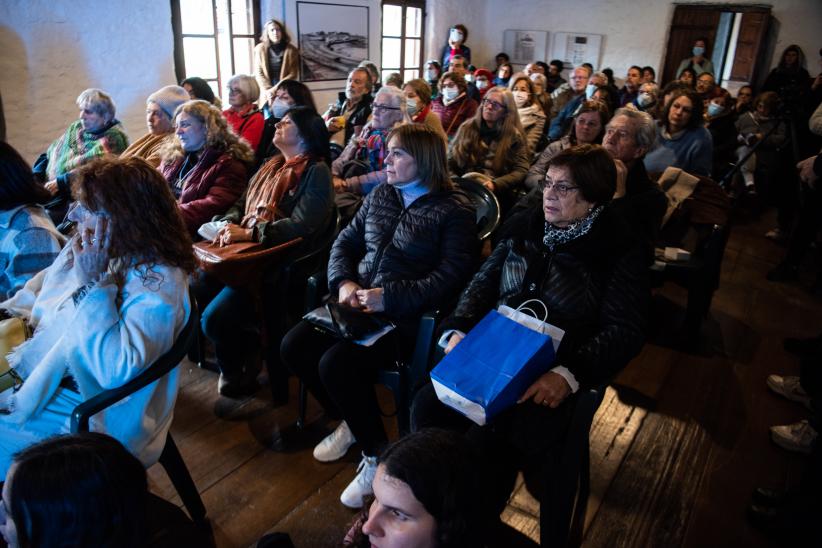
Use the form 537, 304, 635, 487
603, 107, 666, 261
547, 70, 607, 141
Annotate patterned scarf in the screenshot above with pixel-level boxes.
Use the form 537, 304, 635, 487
243, 153, 312, 225
356, 127, 389, 173
46, 119, 129, 180
543, 205, 604, 251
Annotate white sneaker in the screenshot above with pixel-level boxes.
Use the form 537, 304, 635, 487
340, 453, 378, 509
766, 375, 812, 410
313, 421, 355, 462
770, 420, 818, 454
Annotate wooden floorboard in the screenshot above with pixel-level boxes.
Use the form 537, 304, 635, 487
155, 208, 819, 547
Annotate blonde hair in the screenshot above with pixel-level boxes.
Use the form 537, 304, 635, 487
160, 100, 254, 163
227, 74, 260, 105
449, 87, 525, 175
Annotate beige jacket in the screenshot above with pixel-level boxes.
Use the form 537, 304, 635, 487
254, 42, 300, 107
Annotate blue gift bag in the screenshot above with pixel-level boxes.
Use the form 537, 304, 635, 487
430, 309, 556, 425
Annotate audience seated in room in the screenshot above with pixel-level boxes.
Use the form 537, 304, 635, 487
223, 74, 265, 151
695, 72, 719, 106
280, 124, 478, 509
253, 19, 300, 109
402, 78, 448, 142
733, 85, 754, 117
33, 88, 129, 214
120, 85, 190, 168
0, 157, 194, 479
644, 88, 713, 177
508, 72, 547, 156
197, 107, 335, 399
447, 86, 530, 202
323, 68, 374, 150
473, 68, 494, 100
0, 143, 64, 301
735, 91, 787, 193
431, 71, 478, 141
358, 61, 382, 96
412, 144, 648, 521
159, 100, 253, 237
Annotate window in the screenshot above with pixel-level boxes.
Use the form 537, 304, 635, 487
380, 1, 425, 84
171, 0, 261, 100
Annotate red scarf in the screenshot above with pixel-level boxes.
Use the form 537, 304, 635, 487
413, 103, 433, 123
242, 154, 312, 226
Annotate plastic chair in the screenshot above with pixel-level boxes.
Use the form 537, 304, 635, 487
71, 289, 208, 531
452, 176, 502, 240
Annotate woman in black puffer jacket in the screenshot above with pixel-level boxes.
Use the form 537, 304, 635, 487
412, 144, 649, 514
281, 124, 478, 510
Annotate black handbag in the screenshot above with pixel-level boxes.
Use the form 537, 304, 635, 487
303, 301, 390, 341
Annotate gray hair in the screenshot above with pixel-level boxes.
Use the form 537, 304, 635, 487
612, 107, 656, 150
374, 85, 412, 124
227, 74, 260, 104
591, 71, 608, 84
76, 88, 116, 122
529, 73, 547, 88
350, 67, 374, 91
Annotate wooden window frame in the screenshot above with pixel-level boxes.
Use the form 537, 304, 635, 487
380, 0, 426, 82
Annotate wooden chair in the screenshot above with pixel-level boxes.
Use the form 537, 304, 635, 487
70, 290, 208, 532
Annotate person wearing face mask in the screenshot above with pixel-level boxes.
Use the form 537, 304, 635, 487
619, 66, 643, 107
704, 88, 737, 180
633, 82, 660, 117
255, 79, 317, 169
402, 78, 447, 142
676, 37, 715, 78
508, 73, 547, 156
424, 60, 443, 99
323, 68, 375, 150
440, 24, 471, 68
431, 72, 478, 141
473, 68, 494, 100
121, 85, 190, 168
253, 19, 300, 109
548, 69, 604, 142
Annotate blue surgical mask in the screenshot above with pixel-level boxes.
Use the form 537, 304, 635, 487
693, 46, 705, 56
406, 98, 419, 116
425, 69, 437, 81
271, 99, 291, 119
637, 93, 654, 107
707, 103, 724, 117
442, 87, 459, 102
585, 84, 597, 99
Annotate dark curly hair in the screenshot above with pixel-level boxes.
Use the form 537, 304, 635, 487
71, 156, 195, 274
659, 87, 704, 132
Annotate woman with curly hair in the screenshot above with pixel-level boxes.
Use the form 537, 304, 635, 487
447, 86, 529, 199
160, 99, 253, 236
0, 156, 195, 480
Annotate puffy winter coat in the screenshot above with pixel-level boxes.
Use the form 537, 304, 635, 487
327, 182, 478, 322
441, 206, 648, 388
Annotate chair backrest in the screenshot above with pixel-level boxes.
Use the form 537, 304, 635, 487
452, 176, 501, 240
71, 287, 199, 433
287, 208, 342, 271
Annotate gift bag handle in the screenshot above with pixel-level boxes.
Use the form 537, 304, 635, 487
516, 299, 549, 322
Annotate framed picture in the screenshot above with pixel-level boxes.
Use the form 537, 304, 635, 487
551, 32, 603, 70
503, 30, 549, 65
296, 1, 369, 82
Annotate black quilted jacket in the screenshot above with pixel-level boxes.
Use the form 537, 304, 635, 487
441, 206, 649, 388
328, 183, 478, 322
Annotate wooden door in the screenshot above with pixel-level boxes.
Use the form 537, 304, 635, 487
662, 5, 721, 85
729, 10, 771, 86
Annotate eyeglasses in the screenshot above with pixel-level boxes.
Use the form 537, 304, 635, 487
482, 98, 506, 111
227, 87, 242, 95
542, 179, 579, 197
372, 104, 401, 112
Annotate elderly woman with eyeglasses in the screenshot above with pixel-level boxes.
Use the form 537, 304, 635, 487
33, 89, 129, 212
223, 74, 265, 150
412, 145, 648, 517
447, 86, 529, 198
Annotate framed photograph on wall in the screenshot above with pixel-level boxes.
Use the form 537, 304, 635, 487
551, 32, 603, 69
296, 1, 369, 82
503, 30, 549, 65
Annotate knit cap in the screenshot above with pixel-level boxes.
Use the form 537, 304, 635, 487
147, 85, 190, 119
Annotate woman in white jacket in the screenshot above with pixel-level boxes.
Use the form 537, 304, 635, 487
0, 157, 195, 480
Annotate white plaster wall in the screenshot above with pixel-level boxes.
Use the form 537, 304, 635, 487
0, 0, 177, 163
475, 0, 822, 82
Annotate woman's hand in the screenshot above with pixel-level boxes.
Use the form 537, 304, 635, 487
482, 179, 496, 193
338, 280, 363, 308
444, 332, 465, 355
333, 176, 347, 192
797, 155, 818, 188
71, 216, 111, 285
214, 223, 253, 246
517, 371, 571, 408
44, 180, 59, 195
356, 288, 384, 313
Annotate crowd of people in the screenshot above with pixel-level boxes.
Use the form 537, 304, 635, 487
1, 17, 821, 547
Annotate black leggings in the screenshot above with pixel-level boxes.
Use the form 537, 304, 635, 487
280, 320, 400, 456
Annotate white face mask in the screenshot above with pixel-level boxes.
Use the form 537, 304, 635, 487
476, 79, 489, 90
449, 29, 464, 43
585, 84, 597, 99
465, 74, 474, 84
425, 69, 437, 81
637, 93, 654, 107
442, 87, 459, 102
406, 98, 419, 116
513, 90, 529, 107
271, 98, 291, 119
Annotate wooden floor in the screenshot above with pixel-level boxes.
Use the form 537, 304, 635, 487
149, 207, 822, 548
